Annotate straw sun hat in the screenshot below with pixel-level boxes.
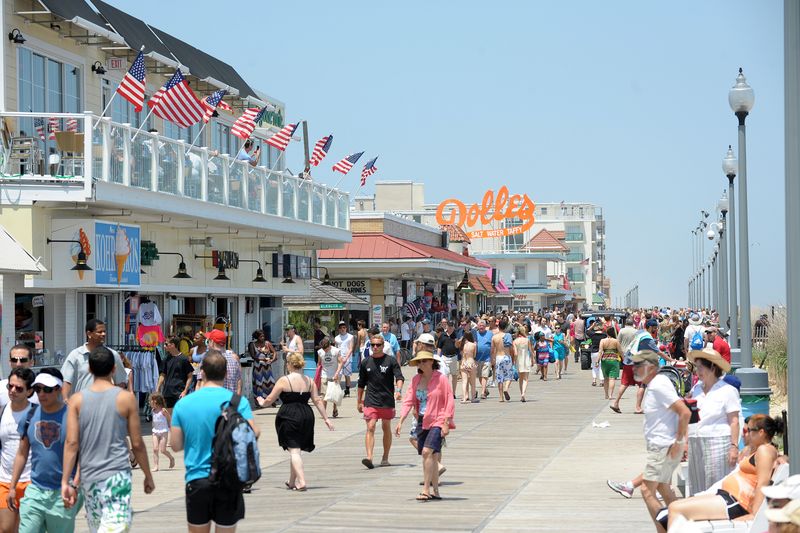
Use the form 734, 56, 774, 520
688, 346, 731, 373
408, 351, 436, 367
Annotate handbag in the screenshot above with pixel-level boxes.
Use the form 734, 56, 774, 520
549, 352, 556, 364
324, 380, 344, 406
313, 364, 322, 390
512, 365, 519, 381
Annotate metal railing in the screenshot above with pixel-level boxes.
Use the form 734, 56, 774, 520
567, 272, 585, 282
0, 112, 349, 230
565, 252, 584, 261
564, 232, 584, 241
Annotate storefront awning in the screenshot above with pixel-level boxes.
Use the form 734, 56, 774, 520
593, 293, 605, 304
0, 227, 46, 274
90, 0, 177, 66
22, 0, 126, 45
283, 279, 369, 312
467, 275, 496, 294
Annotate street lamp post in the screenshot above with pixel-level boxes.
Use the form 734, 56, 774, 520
717, 194, 729, 333
723, 146, 739, 350
729, 68, 755, 367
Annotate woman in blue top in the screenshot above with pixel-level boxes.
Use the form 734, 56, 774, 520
552, 325, 568, 380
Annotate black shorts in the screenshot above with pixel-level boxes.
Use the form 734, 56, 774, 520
416, 426, 444, 455
717, 489, 749, 519
185, 477, 245, 527
164, 395, 180, 408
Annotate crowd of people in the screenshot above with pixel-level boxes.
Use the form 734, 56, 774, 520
0, 304, 793, 532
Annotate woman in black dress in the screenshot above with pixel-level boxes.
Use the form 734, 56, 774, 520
257, 352, 334, 490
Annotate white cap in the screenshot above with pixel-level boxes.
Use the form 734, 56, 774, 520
762, 474, 800, 500
33, 373, 63, 389
765, 498, 800, 525
417, 333, 435, 345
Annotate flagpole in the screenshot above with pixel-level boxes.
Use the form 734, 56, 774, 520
130, 106, 156, 141
93, 93, 118, 130
184, 122, 207, 155
325, 172, 349, 197
229, 138, 249, 169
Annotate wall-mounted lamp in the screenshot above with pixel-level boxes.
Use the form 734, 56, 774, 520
239, 259, 267, 283
49, 23, 61, 31
46, 238, 92, 271
91, 61, 106, 75
309, 266, 331, 285
282, 272, 295, 284
157, 251, 191, 279
195, 254, 230, 281
8, 29, 25, 44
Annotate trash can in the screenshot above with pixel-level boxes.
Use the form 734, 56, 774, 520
730, 348, 742, 372
735, 367, 772, 420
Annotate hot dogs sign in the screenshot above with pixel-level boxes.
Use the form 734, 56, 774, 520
435, 186, 536, 239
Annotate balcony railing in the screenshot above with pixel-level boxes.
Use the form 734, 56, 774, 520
564, 232, 584, 241
0, 112, 349, 230
567, 272, 585, 282
565, 252, 584, 261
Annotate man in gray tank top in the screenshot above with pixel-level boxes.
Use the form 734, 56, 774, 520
61, 346, 154, 532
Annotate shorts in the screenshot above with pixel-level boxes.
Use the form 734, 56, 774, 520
643, 443, 681, 484
417, 426, 444, 454
0, 481, 29, 510
339, 357, 353, 377
476, 360, 492, 379
443, 356, 459, 376
186, 477, 245, 528
164, 395, 180, 408
554, 350, 565, 361
601, 359, 620, 379
716, 489, 749, 519
82, 470, 132, 533
621, 364, 641, 386
363, 407, 395, 420
19, 483, 83, 533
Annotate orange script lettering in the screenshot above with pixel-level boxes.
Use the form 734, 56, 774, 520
435, 186, 536, 239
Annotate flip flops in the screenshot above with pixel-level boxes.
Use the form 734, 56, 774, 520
417, 493, 432, 501
362, 458, 375, 469
609, 405, 621, 414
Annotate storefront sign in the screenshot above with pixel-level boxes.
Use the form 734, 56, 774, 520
31, 295, 45, 307
329, 279, 368, 295
50, 220, 141, 287
320, 303, 345, 310
371, 304, 383, 325
212, 250, 239, 269
434, 186, 536, 239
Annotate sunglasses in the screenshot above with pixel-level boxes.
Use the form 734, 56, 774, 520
744, 426, 760, 434
9, 357, 29, 364
370, 343, 384, 347
33, 385, 58, 394
6, 383, 25, 392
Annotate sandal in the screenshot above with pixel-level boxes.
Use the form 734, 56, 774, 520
362, 458, 375, 469
429, 494, 442, 500
416, 493, 432, 501
285, 481, 294, 489
292, 486, 307, 492
609, 405, 621, 414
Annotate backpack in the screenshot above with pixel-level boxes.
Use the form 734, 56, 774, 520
208, 395, 261, 491
689, 330, 705, 351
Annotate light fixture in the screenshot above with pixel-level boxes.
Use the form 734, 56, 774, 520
189, 236, 214, 247
282, 272, 295, 284
717, 192, 729, 215
8, 29, 25, 44
239, 259, 267, 283
309, 266, 331, 285
729, 67, 755, 116
157, 251, 191, 278
49, 23, 61, 31
214, 265, 230, 281
46, 238, 92, 271
91, 61, 106, 75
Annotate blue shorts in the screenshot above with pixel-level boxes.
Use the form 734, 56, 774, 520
554, 351, 565, 361
417, 426, 443, 454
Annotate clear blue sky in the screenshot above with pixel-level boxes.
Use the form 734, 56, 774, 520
118, 0, 786, 309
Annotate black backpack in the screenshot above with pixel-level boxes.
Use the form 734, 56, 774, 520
208, 395, 261, 491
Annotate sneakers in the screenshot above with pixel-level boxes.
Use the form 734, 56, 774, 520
606, 479, 634, 499
344, 388, 351, 398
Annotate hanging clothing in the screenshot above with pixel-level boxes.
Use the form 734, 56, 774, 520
136, 302, 162, 326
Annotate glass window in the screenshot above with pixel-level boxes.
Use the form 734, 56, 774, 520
540, 207, 548, 215
503, 217, 524, 252
513, 264, 527, 281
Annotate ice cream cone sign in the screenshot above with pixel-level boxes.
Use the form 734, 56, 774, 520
114, 225, 131, 285
70, 228, 92, 280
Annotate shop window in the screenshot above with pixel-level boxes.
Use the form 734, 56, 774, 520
15, 294, 45, 356
503, 217, 524, 252
513, 264, 527, 282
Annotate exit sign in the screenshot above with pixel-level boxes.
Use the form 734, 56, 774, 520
108, 57, 127, 71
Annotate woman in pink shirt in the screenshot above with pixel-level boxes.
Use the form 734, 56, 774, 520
395, 351, 455, 502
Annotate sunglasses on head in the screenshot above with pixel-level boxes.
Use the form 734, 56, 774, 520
33, 385, 58, 394
6, 383, 25, 392
10, 357, 29, 364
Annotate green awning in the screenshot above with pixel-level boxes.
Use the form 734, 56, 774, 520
592, 294, 605, 304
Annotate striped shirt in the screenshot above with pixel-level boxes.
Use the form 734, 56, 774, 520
222, 350, 242, 393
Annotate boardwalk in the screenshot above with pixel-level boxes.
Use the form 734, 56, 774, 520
79, 366, 655, 532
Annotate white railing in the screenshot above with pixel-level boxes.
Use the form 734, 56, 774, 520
0, 111, 349, 230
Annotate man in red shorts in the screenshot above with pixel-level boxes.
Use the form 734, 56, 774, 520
357, 335, 404, 469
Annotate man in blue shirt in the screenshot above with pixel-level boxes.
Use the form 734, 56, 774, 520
380, 322, 400, 357
8, 368, 82, 533
236, 139, 261, 167
473, 320, 494, 400
172, 350, 258, 531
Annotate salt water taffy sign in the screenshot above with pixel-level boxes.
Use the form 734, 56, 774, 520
435, 186, 536, 239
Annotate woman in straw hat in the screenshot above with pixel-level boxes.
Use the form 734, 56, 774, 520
685, 346, 741, 495
395, 351, 455, 502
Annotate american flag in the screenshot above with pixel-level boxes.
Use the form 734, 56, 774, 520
360, 156, 378, 186
231, 106, 268, 140
116, 51, 146, 112
331, 151, 364, 174
66, 118, 78, 132
265, 122, 298, 151
201, 89, 231, 123
309, 134, 333, 167
580, 257, 590, 266
47, 117, 59, 140
403, 298, 423, 319
148, 69, 205, 127
33, 116, 46, 141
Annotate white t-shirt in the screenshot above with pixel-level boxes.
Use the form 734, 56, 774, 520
317, 347, 341, 380
334, 333, 354, 361
685, 325, 706, 346
136, 302, 162, 327
0, 403, 33, 482
400, 321, 414, 341
689, 380, 741, 438
643, 374, 681, 448
0, 379, 39, 410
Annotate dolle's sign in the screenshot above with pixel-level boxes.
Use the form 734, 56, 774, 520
435, 186, 535, 239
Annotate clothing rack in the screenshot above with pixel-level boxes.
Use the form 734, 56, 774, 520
106, 344, 155, 351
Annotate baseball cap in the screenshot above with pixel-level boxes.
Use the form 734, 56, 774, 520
417, 333, 435, 345
631, 350, 660, 365
766, 498, 800, 525
33, 372, 63, 389
422, 319, 431, 325
205, 329, 226, 344
284, 323, 295, 331
762, 474, 800, 500
338, 321, 347, 327
645, 318, 659, 328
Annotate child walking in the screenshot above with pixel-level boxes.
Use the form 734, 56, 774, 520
150, 393, 175, 471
